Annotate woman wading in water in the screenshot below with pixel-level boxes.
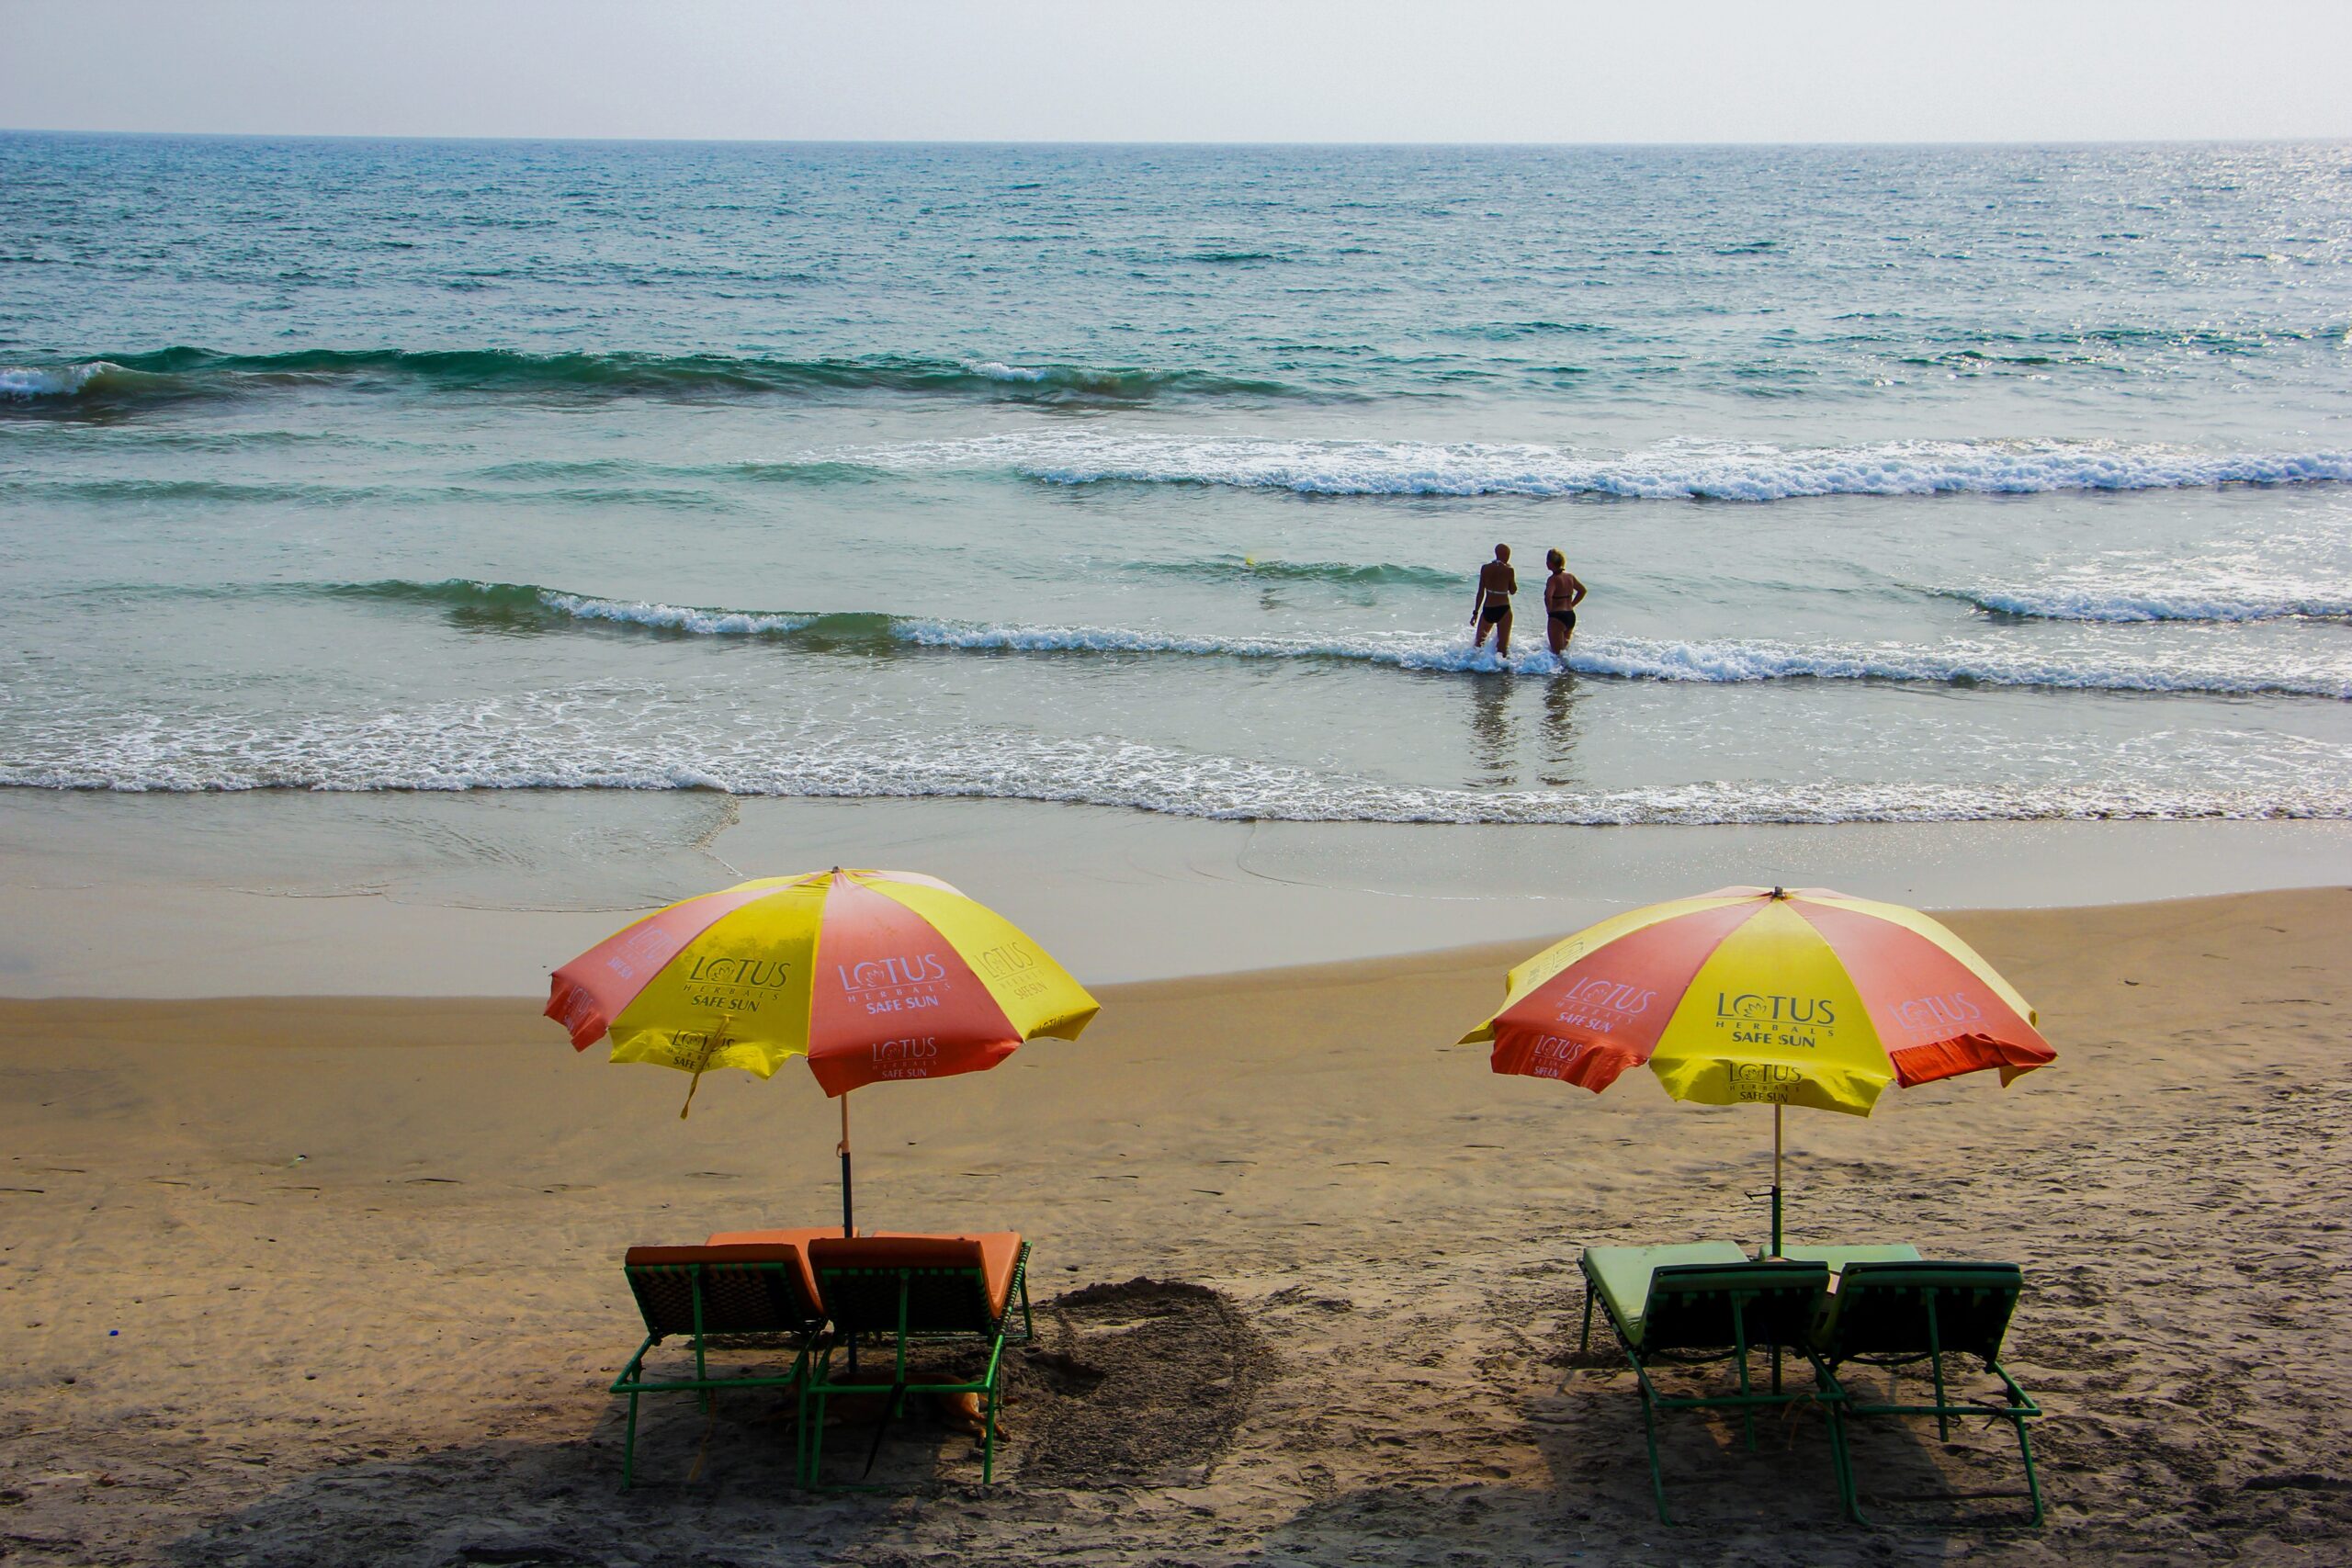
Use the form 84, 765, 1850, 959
1544, 548, 1587, 659
1470, 543, 1517, 659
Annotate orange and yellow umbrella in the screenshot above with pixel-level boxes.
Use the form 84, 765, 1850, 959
1460, 885, 2054, 1249
548, 867, 1098, 1231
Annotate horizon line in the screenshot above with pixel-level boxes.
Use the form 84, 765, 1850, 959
6, 128, 2348, 152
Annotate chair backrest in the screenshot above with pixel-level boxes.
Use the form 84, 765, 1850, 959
808, 1236, 1003, 1337
1820, 1261, 2022, 1365
1639, 1260, 1830, 1354
622, 1243, 825, 1337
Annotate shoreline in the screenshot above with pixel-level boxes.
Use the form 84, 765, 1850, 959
4, 789, 2350, 996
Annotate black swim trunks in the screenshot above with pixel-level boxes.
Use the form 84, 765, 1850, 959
1480, 603, 1510, 626
1549, 608, 1577, 632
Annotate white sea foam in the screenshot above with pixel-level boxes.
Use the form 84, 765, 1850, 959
893, 620, 2352, 698
343, 581, 2352, 697
0, 361, 109, 400
5, 695, 2348, 824
1957, 584, 2352, 624
539, 591, 811, 637
964, 360, 1050, 383
843, 432, 2352, 500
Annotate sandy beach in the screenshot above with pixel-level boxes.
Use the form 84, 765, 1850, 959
11, 30, 2352, 1568
4, 883, 2346, 1565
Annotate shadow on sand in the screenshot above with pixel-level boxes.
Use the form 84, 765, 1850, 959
158, 1278, 1271, 1568
1256, 1336, 2041, 1568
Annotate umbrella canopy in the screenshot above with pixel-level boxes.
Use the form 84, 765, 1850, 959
1462, 885, 2052, 1113
547, 867, 1099, 1235
1459, 885, 2055, 1249
548, 866, 1098, 1097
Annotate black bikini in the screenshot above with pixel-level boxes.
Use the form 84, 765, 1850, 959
1549, 608, 1577, 631
1480, 602, 1510, 626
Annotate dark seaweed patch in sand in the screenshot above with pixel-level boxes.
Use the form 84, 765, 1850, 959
1006, 1276, 1272, 1487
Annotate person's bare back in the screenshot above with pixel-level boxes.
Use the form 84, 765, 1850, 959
1543, 547, 1587, 657
1471, 544, 1517, 658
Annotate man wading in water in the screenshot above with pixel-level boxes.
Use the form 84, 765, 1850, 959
1471, 543, 1517, 660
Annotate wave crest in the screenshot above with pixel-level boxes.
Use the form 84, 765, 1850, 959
900, 620, 2352, 698
4, 700, 2346, 825
1952, 584, 2352, 624
303, 580, 2352, 699
848, 432, 2352, 501
0, 347, 1308, 412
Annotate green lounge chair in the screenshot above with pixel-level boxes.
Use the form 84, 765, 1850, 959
612, 1235, 831, 1488
1778, 1243, 1923, 1271
802, 1232, 1033, 1486
1751, 1245, 1921, 1404
1579, 1243, 1842, 1522
1807, 1260, 2043, 1525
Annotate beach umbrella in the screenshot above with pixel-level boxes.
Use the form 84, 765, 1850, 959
1458, 886, 2054, 1253
546, 867, 1099, 1235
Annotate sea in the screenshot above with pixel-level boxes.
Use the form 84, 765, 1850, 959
4, 135, 2350, 829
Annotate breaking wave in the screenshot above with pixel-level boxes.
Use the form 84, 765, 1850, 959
3, 699, 2346, 824
1951, 584, 2352, 624
844, 432, 2352, 500
0, 346, 1308, 412
896, 620, 2352, 698
303, 580, 2352, 697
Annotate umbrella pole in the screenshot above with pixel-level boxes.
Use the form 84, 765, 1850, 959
838, 1091, 854, 1238
1769, 1104, 1787, 1259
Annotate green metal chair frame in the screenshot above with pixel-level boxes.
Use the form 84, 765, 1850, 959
802, 1239, 1035, 1487
1806, 1260, 2043, 1524
612, 1246, 827, 1489
1579, 1252, 1844, 1523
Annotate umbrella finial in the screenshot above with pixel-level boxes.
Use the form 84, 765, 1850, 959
1770, 886, 1788, 900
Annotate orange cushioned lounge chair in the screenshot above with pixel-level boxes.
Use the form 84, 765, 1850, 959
801, 1232, 1034, 1486
703, 1225, 836, 1308
612, 1237, 831, 1488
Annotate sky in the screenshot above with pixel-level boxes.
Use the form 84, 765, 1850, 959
4, 0, 2349, 144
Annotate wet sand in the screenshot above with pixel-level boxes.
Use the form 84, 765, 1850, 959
5, 788, 2351, 994
2, 887, 2348, 1564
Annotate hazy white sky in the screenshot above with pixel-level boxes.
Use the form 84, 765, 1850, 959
4, 0, 2348, 144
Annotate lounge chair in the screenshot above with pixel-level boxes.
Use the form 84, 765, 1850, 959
1742, 1245, 1918, 1400
704, 1225, 837, 1304
1578, 1242, 1842, 1522
1777, 1243, 1923, 1271
612, 1239, 831, 1488
802, 1232, 1033, 1486
1806, 1260, 2043, 1524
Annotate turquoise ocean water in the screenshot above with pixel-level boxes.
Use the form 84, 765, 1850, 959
4, 135, 2350, 826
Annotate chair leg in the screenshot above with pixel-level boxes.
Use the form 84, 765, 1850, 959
1824, 1403, 1858, 1523
1926, 1295, 1950, 1441
1844, 1418, 1874, 1527
791, 1361, 809, 1487
623, 1392, 639, 1491
982, 1378, 1000, 1485
1733, 1309, 1756, 1453
807, 1391, 828, 1486
2015, 1416, 2044, 1526
1639, 1387, 1670, 1524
